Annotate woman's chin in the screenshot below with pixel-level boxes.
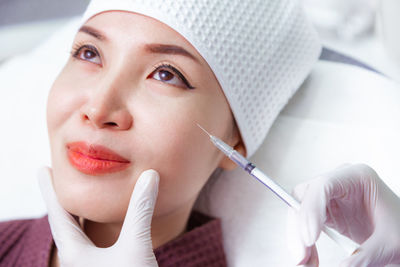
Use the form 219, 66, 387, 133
51, 167, 135, 223
59, 195, 128, 224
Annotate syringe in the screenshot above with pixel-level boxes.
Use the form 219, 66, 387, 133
197, 123, 359, 255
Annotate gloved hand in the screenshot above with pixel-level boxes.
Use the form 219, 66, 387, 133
37, 166, 160, 267
286, 163, 400, 267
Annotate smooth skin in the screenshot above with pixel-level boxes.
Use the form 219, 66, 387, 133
46, 10, 245, 266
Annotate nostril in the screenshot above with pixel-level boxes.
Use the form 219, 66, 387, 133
81, 109, 131, 129
105, 122, 118, 127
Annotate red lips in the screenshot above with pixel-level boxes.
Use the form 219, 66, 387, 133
66, 141, 131, 175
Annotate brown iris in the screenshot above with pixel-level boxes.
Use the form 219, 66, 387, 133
159, 70, 174, 82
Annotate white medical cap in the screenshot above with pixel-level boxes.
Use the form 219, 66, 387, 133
79, 0, 321, 158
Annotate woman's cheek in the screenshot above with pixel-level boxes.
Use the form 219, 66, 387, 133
47, 74, 87, 131
148, 125, 212, 215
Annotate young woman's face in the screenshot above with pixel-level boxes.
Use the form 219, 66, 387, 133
47, 11, 244, 223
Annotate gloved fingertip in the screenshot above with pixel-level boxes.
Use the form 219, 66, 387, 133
36, 166, 56, 200
309, 218, 321, 247
136, 169, 159, 190
135, 169, 159, 203
118, 170, 160, 247
291, 182, 310, 202
298, 245, 319, 267
299, 211, 321, 247
127, 169, 160, 215
37, 166, 51, 182
286, 208, 311, 266
294, 246, 312, 266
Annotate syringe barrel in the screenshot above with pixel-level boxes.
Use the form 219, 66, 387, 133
230, 150, 250, 169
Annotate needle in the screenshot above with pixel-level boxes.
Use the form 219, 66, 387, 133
197, 123, 212, 138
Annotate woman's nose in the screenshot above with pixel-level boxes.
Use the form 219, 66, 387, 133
80, 92, 133, 130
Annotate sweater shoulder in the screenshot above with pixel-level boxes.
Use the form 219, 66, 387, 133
0, 215, 53, 266
0, 218, 35, 261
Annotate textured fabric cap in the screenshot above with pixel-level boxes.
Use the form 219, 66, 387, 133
78, 0, 322, 158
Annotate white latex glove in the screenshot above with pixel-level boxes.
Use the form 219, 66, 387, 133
286, 163, 400, 267
37, 166, 160, 267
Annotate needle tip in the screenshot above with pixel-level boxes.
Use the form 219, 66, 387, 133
196, 123, 212, 137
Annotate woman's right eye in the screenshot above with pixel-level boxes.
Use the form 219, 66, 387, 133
72, 45, 102, 65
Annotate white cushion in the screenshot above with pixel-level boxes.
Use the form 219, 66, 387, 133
1, 17, 399, 267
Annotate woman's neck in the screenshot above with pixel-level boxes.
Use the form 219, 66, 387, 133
83, 198, 195, 249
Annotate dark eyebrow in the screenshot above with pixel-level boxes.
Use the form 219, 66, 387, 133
78, 26, 198, 62
145, 44, 199, 62
78, 25, 107, 41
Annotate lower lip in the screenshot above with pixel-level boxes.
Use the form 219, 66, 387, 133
67, 148, 131, 175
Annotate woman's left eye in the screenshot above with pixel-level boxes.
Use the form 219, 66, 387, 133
149, 65, 195, 89
72, 45, 101, 65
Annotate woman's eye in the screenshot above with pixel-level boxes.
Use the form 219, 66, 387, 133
149, 65, 195, 89
151, 68, 187, 88
73, 45, 101, 65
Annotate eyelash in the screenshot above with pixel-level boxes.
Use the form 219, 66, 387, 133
70, 43, 195, 90
151, 63, 195, 89
71, 43, 99, 60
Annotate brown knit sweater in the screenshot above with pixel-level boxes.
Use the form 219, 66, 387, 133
0, 211, 227, 267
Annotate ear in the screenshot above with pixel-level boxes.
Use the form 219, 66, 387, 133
218, 138, 247, 171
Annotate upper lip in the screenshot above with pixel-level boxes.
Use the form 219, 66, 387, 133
66, 141, 130, 163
